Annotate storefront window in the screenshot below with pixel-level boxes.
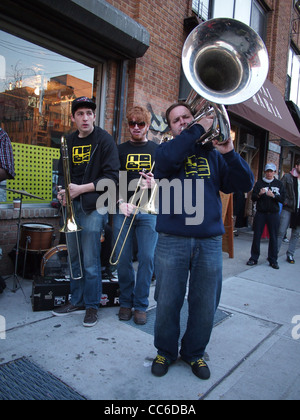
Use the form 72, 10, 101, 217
282, 150, 293, 175
0, 30, 95, 205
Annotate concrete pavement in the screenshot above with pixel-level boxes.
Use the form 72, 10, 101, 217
0, 230, 299, 400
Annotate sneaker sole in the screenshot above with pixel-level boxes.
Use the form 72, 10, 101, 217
52, 309, 85, 316
134, 318, 147, 325
119, 315, 132, 321
83, 320, 98, 327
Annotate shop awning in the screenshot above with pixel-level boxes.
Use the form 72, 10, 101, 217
228, 79, 300, 147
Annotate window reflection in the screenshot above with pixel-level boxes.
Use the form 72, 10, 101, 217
0, 31, 94, 147
0, 30, 95, 204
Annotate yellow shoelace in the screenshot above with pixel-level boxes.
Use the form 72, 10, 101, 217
191, 359, 207, 368
156, 355, 167, 365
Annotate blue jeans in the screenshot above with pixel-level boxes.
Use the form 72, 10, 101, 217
154, 233, 223, 362
112, 212, 157, 311
67, 200, 107, 309
278, 209, 300, 257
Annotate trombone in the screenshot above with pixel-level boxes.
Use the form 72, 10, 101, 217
109, 162, 155, 266
109, 133, 172, 266
59, 136, 83, 280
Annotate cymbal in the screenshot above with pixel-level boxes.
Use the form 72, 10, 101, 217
4, 187, 44, 200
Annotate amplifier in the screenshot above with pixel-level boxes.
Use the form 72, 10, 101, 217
31, 277, 120, 311
31, 276, 70, 312
100, 279, 120, 307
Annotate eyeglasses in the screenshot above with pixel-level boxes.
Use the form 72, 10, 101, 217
128, 121, 146, 128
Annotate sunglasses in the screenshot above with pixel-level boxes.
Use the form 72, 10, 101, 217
128, 121, 146, 128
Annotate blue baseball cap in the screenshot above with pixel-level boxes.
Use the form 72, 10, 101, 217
265, 163, 276, 172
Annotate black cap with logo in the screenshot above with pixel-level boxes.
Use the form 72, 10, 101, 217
72, 96, 96, 115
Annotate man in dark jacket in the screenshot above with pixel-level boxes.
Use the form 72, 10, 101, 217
247, 163, 285, 269
53, 97, 119, 327
277, 159, 300, 264
151, 102, 254, 380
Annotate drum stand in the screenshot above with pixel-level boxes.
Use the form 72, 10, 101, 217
12, 193, 26, 296
1, 187, 44, 295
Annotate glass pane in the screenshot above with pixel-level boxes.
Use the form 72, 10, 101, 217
213, 0, 234, 18
290, 54, 300, 105
282, 151, 293, 176
192, 0, 210, 20
234, 0, 251, 25
0, 30, 95, 204
287, 49, 293, 76
250, 2, 266, 39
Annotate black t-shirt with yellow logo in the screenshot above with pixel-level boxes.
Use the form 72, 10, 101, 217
71, 133, 93, 185
118, 140, 158, 201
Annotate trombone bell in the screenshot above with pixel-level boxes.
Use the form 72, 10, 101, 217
139, 186, 158, 215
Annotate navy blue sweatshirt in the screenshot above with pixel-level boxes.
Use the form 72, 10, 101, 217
154, 124, 254, 238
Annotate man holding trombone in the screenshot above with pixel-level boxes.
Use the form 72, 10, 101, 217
111, 106, 158, 325
53, 96, 119, 328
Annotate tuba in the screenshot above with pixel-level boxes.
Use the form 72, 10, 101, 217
182, 18, 269, 144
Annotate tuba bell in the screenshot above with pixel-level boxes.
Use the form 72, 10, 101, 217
182, 18, 269, 144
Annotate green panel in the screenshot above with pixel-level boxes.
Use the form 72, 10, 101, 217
2, 143, 60, 204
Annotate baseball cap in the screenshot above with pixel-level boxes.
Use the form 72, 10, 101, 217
265, 163, 276, 172
72, 96, 96, 114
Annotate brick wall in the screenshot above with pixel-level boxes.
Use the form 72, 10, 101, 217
264, 0, 295, 170
266, 0, 293, 94
105, 0, 192, 141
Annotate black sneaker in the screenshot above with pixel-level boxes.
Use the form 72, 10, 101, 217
287, 255, 295, 264
269, 262, 279, 269
83, 308, 98, 327
183, 358, 211, 380
52, 303, 85, 316
246, 259, 257, 266
151, 355, 172, 377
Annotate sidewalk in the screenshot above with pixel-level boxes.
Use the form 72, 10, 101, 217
0, 230, 299, 400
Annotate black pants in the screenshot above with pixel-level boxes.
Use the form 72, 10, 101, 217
250, 211, 280, 264
0, 276, 6, 293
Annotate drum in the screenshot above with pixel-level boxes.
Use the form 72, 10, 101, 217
40, 245, 69, 278
20, 223, 54, 252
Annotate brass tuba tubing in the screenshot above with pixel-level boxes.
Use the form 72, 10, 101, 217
60, 136, 83, 280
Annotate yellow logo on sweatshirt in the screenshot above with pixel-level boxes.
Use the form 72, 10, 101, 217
185, 155, 210, 178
